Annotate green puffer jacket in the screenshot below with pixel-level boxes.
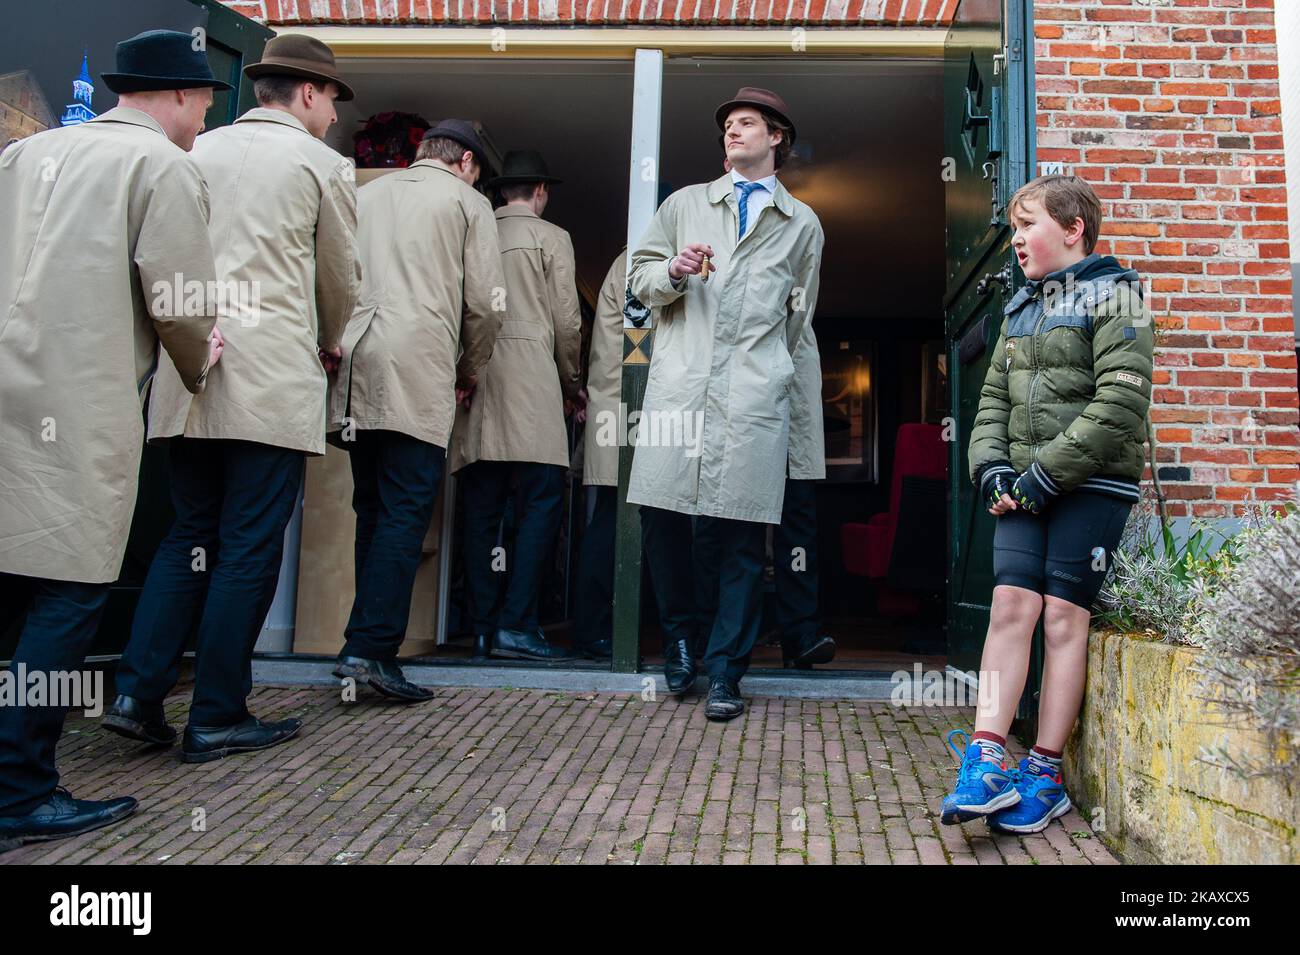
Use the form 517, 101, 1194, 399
968, 253, 1154, 503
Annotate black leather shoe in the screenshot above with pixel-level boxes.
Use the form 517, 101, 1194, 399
181, 715, 302, 764
0, 788, 137, 849
782, 634, 837, 670
103, 694, 177, 745
333, 656, 434, 703
664, 638, 698, 694
577, 638, 613, 660
473, 633, 491, 659
491, 628, 573, 661
704, 678, 745, 721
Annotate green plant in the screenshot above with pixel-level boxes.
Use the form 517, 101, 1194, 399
1189, 504, 1300, 782
1095, 491, 1242, 645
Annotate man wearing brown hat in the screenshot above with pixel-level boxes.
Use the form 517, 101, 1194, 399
104, 35, 361, 762
450, 150, 583, 662
327, 120, 504, 698
0, 29, 226, 847
629, 87, 825, 719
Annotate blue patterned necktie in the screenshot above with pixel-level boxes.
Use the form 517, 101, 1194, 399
736, 180, 766, 239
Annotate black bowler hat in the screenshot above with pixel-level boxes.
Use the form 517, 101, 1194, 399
488, 150, 562, 189
101, 29, 233, 94
422, 119, 492, 174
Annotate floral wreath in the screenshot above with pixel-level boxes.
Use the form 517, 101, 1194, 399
353, 111, 430, 168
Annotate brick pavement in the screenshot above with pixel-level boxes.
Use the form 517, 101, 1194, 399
2, 685, 1117, 864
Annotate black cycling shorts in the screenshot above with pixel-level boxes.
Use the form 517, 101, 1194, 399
992, 490, 1133, 609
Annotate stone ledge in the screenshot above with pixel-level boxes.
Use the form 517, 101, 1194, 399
1065, 628, 1298, 864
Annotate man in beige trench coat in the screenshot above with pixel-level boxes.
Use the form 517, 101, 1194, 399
104, 35, 361, 763
628, 87, 824, 720
329, 119, 503, 699
692, 154, 837, 672
0, 30, 225, 847
571, 249, 631, 660
450, 150, 583, 662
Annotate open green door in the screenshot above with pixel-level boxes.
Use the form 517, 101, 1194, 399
943, 0, 1036, 692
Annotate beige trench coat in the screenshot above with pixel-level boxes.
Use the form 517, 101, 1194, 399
330, 161, 503, 448
789, 319, 826, 480
627, 172, 824, 524
449, 204, 582, 472
583, 249, 628, 487
148, 108, 360, 456
0, 108, 216, 583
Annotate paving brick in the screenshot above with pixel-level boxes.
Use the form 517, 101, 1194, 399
0, 687, 1116, 866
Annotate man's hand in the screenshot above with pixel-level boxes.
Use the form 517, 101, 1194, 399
207, 324, 224, 369
572, 388, 589, 424
318, 344, 343, 375
668, 243, 716, 281
456, 375, 477, 408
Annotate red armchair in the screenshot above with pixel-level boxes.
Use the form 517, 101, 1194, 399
842, 423, 948, 614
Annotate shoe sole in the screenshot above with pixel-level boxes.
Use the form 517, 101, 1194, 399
102, 714, 176, 746
181, 724, 302, 764
940, 786, 1022, 825
2, 802, 138, 848
333, 664, 433, 703
704, 704, 745, 721
792, 638, 836, 667
988, 795, 1072, 834
490, 648, 574, 662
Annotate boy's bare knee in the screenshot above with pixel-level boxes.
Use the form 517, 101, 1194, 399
990, 585, 1042, 629
1042, 595, 1090, 649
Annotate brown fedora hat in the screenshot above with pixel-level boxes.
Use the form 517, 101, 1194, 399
244, 34, 354, 102
714, 86, 796, 145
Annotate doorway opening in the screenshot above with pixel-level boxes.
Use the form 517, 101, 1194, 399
289, 51, 951, 678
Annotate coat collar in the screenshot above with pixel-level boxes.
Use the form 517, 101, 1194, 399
406, 159, 460, 179
234, 107, 311, 135
87, 106, 167, 137
705, 171, 793, 217
495, 204, 539, 220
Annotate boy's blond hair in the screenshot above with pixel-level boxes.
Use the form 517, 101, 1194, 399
1008, 174, 1102, 255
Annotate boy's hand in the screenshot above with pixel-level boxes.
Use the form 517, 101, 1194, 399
1011, 463, 1060, 515
989, 492, 1017, 516
979, 464, 1017, 515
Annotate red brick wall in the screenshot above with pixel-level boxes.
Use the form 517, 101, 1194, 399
224, 0, 1298, 516
1034, 0, 1296, 518
228, 0, 957, 25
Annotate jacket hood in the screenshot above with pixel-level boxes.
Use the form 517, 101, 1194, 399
1004, 252, 1142, 315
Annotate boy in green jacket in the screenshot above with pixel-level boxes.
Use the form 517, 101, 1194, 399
941, 175, 1154, 833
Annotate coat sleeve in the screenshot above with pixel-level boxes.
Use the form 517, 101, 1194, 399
546, 230, 583, 402
786, 222, 826, 480
314, 160, 361, 353
456, 198, 505, 384
1034, 287, 1155, 492
135, 154, 217, 394
967, 316, 1014, 485
628, 194, 687, 309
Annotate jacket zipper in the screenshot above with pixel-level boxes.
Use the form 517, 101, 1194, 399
1026, 291, 1047, 451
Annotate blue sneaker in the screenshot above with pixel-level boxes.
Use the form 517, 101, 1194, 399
988, 758, 1072, 834
939, 730, 1020, 825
